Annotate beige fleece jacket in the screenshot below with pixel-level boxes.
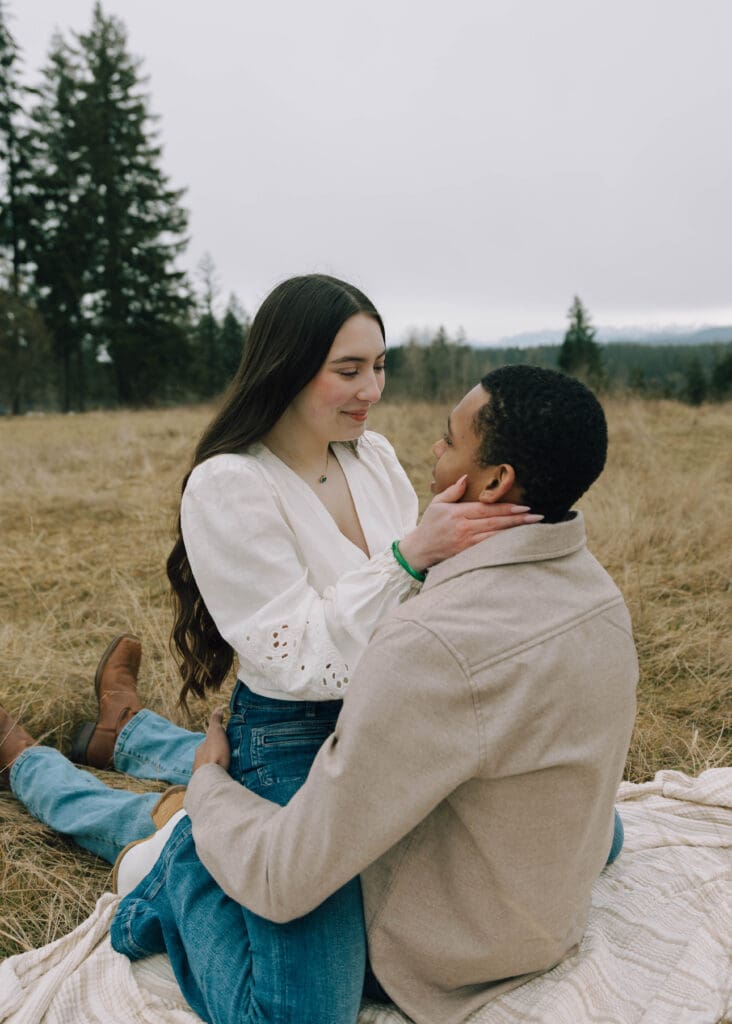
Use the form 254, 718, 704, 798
185, 512, 638, 1024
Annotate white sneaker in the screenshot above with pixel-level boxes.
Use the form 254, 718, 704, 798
113, 809, 187, 897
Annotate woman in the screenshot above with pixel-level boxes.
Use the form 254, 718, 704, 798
0, 274, 538, 1024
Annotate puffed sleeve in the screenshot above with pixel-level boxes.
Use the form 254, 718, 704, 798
180, 455, 420, 700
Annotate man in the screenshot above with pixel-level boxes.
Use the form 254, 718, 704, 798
179, 364, 638, 1023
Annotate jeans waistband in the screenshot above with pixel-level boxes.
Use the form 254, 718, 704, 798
231, 679, 342, 716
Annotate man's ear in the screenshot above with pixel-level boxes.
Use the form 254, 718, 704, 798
478, 463, 517, 504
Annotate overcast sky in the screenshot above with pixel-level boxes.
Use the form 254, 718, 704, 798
10, 0, 732, 342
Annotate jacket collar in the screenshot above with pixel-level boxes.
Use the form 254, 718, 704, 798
422, 511, 587, 592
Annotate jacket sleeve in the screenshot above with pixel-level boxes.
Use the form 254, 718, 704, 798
184, 617, 480, 922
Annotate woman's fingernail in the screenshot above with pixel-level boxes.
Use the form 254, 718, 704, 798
524, 514, 544, 522
510, 505, 530, 513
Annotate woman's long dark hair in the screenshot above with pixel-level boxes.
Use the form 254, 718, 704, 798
168, 274, 384, 709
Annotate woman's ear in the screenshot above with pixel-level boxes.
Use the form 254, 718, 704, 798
478, 463, 518, 504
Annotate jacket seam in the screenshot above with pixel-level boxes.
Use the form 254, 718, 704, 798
402, 593, 626, 678
382, 619, 487, 777
472, 594, 628, 673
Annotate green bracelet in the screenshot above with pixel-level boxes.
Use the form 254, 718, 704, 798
392, 540, 427, 583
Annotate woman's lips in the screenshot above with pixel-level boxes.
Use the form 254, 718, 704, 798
343, 410, 368, 422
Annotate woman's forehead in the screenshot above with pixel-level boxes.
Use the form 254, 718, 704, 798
326, 314, 385, 362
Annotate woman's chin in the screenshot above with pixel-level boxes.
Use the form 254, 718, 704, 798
336, 419, 367, 441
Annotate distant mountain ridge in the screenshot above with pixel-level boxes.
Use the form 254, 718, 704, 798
488, 324, 732, 349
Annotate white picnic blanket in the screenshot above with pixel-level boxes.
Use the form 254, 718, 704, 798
1, 768, 730, 1024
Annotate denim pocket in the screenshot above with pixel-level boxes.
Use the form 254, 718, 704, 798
246, 719, 335, 795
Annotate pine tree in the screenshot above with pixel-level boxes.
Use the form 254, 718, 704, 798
710, 351, 732, 401
0, 286, 51, 413
0, 2, 52, 411
683, 357, 707, 406
192, 252, 221, 397
26, 34, 96, 410
190, 257, 250, 395
76, 4, 191, 403
27, 4, 192, 407
219, 293, 249, 384
558, 296, 604, 388
0, 0, 29, 294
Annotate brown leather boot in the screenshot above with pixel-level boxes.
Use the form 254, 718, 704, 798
0, 706, 38, 785
70, 634, 143, 769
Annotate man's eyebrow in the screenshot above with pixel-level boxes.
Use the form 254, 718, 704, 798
329, 348, 387, 364
446, 414, 453, 436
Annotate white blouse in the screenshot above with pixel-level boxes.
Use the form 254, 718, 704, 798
180, 431, 420, 701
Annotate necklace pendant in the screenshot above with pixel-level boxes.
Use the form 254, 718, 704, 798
318, 474, 327, 484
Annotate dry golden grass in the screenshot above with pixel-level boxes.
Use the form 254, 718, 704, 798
1, 397, 730, 958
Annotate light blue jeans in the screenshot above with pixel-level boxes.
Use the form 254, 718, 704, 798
9, 708, 203, 862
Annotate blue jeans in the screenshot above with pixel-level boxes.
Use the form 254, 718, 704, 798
9, 708, 203, 862
607, 806, 624, 865
110, 683, 367, 1024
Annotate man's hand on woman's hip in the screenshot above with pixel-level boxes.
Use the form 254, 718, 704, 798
192, 707, 231, 773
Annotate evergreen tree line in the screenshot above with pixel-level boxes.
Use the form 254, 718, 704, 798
385, 299, 732, 406
0, 2, 249, 414
2, 5, 729, 414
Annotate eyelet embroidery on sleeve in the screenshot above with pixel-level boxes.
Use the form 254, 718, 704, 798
234, 545, 416, 697
242, 616, 350, 694
270, 625, 289, 658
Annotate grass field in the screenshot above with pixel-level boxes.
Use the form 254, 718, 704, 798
1, 397, 730, 958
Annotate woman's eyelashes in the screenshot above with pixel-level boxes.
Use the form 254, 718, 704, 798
338, 365, 385, 379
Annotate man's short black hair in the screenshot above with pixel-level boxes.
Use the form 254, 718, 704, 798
475, 365, 607, 523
